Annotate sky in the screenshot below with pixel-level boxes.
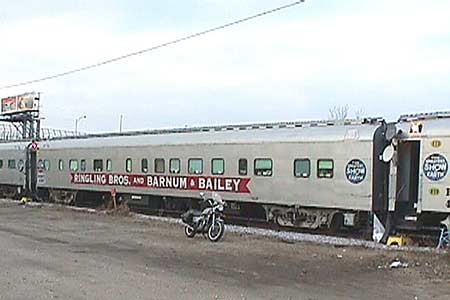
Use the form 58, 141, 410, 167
1, 0, 450, 133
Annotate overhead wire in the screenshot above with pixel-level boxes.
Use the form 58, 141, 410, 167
0, 1, 305, 90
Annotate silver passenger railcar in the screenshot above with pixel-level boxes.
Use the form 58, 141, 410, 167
1, 112, 450, 237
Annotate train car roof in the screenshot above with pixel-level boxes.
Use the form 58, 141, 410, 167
0, 118, 384, 150
397, 111, 450, 138
3, 111, 450, 150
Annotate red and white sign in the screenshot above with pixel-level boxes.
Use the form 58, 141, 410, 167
31, 141, 39, 152
70, 173, 251, 194
1, 92, 39, 115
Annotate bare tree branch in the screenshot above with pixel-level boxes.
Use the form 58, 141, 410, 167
328, 105, 349, 121
355, 107, 364, 120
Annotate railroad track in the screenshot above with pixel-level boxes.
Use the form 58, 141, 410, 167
128, 204, 372, 241
40, 199, 440, 247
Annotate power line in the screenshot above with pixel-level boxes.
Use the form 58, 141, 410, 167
0, 1, 305, 90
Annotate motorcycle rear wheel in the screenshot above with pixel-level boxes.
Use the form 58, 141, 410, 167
207, 221, 224, 242
184, 225, 196, 238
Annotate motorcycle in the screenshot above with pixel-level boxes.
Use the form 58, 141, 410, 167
181, 192, 225, 242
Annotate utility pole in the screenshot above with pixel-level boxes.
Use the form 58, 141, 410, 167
75, 115, 87, 136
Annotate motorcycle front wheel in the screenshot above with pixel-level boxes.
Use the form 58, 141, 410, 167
207, 220, 224, 242
184, 225, 196, 238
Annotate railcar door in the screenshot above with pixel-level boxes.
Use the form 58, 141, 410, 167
372, 123, 395, 217
395, 140, 421, 217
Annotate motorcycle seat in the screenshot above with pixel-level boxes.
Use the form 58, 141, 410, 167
183, 209, 202, 218
190, 210, 202, 217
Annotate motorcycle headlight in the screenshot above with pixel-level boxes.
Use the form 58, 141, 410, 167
218, 206, 224, 212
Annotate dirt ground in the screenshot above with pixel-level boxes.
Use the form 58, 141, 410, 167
0, 200, 449, 300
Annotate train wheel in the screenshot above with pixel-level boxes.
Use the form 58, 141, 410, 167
275, 214, 292, 227
330, 213, 344, 233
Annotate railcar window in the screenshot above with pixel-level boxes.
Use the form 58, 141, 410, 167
317, 159, 334, 178
106, 159, 112, 172
0, 160, 3, 169
80, 159, 86, 172
188, 158, 203, 174
294, 159, 310, 178
126, 158, 132, 173
18, 160, 24, 171
141, 158, 148, 173
58, 159, 64, 171
93, 159, 103, 172
169, 158, 181, 174
254, 159, 273, 176
69, 160, 79, 172
238, 159, 248, 175
44, 159, 50, 171
155, 158, 165, 173
212, 158, 225, 175
8, 160, 16, 169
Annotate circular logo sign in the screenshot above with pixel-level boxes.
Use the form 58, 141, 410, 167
423, 153, 448, 181
345, 159, 367, 184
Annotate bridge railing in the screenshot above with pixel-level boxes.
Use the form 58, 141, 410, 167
0, 123, 84, 142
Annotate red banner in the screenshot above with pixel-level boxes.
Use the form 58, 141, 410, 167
70, 173, 251, 194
